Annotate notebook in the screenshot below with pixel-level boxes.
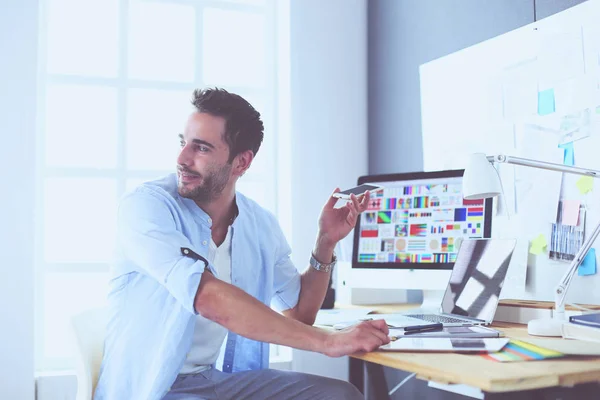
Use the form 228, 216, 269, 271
380, 337, 509, 352
562, 321, 600, 343
569, 312, 600, 329
388, 325, 501, 339
382, 238, 517, 327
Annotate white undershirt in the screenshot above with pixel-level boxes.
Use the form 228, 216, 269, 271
180, 227, 232, 374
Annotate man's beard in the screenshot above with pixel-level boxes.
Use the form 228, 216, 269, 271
177, 163, 232, 203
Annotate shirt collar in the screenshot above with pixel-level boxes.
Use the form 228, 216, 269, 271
179, 194, 243, 229
179, 197, 212, 226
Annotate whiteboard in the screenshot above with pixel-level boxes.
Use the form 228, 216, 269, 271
420, 0, 600, 305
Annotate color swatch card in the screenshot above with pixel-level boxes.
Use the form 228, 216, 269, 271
482, 339, 564, 362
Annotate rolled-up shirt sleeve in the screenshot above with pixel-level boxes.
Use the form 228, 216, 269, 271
117, 189, 207, 315
270, 220, 301, 312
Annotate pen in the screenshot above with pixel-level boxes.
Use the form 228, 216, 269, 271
388, 323, 444, 341
403, 323, 443, 335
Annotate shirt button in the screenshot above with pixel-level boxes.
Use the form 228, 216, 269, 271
208, 217, 212, 223
202, 240, 208, 246
183, 249, 189, 255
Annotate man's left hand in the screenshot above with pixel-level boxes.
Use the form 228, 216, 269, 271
317, 188, 371, 247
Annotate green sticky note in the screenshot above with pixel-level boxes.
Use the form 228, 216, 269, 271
529, 246, 543, 255
576, 176, 594, 194
529, 234, 547, 255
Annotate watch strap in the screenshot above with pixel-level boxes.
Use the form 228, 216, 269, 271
310, 252, 337, 273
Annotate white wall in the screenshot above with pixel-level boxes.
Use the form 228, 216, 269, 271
367, 0, 534, 175
288, 0, 368, 379
288, 0, 368, 271
0, 1, 37, 399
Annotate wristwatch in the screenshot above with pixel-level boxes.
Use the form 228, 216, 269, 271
309, 252, 337, 273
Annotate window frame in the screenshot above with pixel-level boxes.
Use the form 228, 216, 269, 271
35, 0, 288, 371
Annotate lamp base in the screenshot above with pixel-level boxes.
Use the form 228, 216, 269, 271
527, 317, 564, 337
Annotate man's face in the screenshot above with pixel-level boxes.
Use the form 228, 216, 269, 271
177, 112, 233, 203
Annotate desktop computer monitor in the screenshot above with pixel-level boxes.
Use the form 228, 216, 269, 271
350, 169, 493, 308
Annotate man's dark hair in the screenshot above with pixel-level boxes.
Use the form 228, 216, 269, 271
191, 88, 264, 163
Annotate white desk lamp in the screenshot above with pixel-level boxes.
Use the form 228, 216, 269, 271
463, 153, 600, 337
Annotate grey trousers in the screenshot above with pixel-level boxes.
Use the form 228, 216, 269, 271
161, 367, 364, 400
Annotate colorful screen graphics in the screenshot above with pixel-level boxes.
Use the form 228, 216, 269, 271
354, 171, 492, 269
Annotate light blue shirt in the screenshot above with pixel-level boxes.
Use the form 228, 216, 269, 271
94, 174, 301, 400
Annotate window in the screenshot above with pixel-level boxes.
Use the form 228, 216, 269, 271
36, 0, 286, 371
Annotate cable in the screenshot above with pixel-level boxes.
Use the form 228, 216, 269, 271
388, 372, 416, 396
493, 163, 511, 220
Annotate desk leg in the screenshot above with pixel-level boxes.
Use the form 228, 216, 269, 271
365, 362, 391, 400
349, 357, 364, 394
348, 358, 391, 400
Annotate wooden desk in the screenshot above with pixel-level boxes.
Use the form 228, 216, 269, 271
344, 305, 600, 399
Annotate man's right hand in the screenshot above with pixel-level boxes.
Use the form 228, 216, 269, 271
321, 319, 390, 357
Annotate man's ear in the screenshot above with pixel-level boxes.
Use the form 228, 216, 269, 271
233, 150, 254, 176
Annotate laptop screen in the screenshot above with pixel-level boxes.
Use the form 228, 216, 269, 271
440, 238, 517, 322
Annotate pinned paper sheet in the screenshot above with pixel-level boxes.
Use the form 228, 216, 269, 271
500, 237, 528, 297
529, 234, 547, 255
558, 108, 592, 145
538, 89, 556, 115
554, 77, 596, 116
559, 142, 575, 166
537, 29, 584, 84
502, 59, 538, 121
514, 124, 563, 223
561, 200, 581, 226
576, 176, 594, 194
578, 248, 597, 276
526, 108, 591, 146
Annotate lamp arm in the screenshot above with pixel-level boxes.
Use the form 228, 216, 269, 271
489, 154, 600, 317
554, 221, 600, 315
489, 155, 600, 177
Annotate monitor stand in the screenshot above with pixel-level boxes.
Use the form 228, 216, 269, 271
419, 289, 445, 311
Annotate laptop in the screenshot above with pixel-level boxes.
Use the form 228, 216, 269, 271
385, 238, 517, 327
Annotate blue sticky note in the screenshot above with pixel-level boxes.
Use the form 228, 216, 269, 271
538, 89, 556, 115
559, 142, 575, 166
579, 248, 597, 276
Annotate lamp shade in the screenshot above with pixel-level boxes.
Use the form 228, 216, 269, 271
462, 153, 502, 199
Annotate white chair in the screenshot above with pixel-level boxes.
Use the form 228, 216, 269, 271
70, 308, 108, 400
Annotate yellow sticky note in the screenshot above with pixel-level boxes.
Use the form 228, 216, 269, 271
530, 246, 543, 255
529, 234, 547, 255
576, 176, 594, 194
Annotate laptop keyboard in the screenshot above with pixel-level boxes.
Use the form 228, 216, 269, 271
408, 314, 468, 324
